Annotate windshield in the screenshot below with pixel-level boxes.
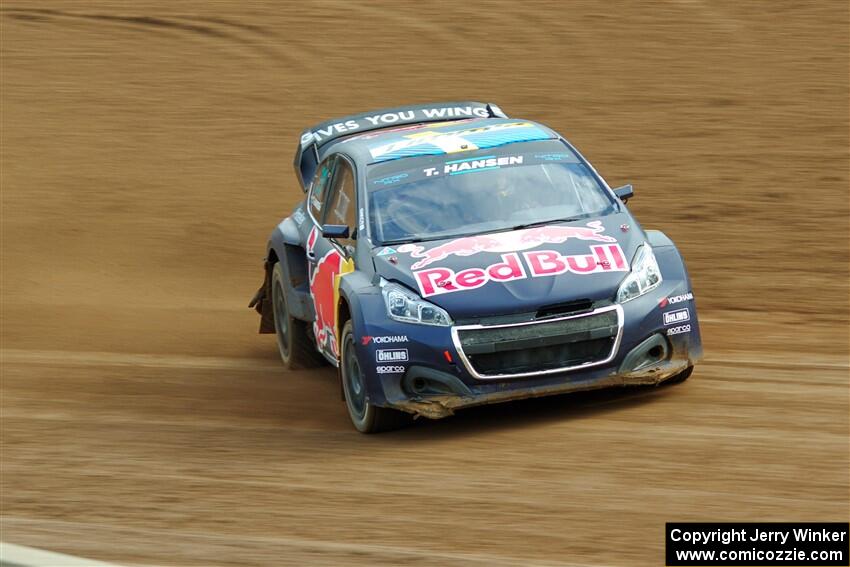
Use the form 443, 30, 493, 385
367, 140, 616, 244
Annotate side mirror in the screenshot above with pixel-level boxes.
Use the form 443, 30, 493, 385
322, 224, 350, 240
613, 184, 634, 203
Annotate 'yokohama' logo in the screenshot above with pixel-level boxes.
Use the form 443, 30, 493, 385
361, 335, 409, 345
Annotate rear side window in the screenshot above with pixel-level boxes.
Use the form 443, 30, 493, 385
325, 159, 357, 246
309, 157, 335, 221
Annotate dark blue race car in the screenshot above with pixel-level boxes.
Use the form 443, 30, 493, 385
250, 101, 702, 432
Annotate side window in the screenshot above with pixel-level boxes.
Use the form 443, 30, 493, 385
308, 157, 335, 222
325, 159, 357, 247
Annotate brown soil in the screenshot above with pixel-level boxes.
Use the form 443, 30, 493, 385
2, 1, 848, 565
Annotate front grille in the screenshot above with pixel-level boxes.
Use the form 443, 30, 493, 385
454, 308, 619, 378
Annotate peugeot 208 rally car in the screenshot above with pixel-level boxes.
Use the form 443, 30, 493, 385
250, 101, 702, 433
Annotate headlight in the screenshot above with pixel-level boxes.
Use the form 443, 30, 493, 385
381, 281, 453, 326
616, 244, 662, 303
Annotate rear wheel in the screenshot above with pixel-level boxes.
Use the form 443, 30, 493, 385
271, 262, 324, 369
340, 320, 412, 433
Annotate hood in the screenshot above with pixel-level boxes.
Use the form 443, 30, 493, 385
373, 213, 642, 319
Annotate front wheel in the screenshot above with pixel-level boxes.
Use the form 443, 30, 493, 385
340, 320, 412, 433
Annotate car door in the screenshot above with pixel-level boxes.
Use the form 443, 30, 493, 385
306, 155, 357, 361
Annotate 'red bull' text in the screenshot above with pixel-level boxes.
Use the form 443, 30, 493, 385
415, 244, 628, 297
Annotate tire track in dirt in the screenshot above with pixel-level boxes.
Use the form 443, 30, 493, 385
1, 516, 596, 567
2, 356, 846, 565
0, 7, 299, 68
2, 348, 846, 371
0, 462, 828, 511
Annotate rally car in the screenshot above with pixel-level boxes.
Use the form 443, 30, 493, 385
250, 101, 702, 433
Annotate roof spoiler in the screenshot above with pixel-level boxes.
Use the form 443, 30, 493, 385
292, 101, 507, 191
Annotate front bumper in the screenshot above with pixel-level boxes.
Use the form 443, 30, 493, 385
394, 362, 691, 419
354, 282, 703, 419
387, 334, 693, 419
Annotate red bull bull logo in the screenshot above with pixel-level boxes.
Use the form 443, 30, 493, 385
307, 227, 343, 357
414, 244, 627, 297
518, 221, 616, 247
398, 221, 616, 270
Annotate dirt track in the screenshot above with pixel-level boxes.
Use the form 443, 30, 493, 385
1, 2, 848, 565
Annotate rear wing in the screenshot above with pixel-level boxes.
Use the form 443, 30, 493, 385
292, 101, 507, 191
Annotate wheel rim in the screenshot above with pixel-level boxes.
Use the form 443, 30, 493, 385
273, 279, 290, 358
343, 334, 367, 420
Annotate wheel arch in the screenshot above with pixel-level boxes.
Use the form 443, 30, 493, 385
266, 218, 314, 322
337, 295, 352, 331
336, 274, 395, 408
645, 229, 693, 285
335, 270, 374, 340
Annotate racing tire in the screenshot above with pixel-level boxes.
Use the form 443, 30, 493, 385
340, 320, 412, 433
668, 365, 694, 384
271, 262, 324, 369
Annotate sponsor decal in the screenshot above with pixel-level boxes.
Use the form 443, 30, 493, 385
376, 247, 397, 256
373, 173, 409, 186
398, 222, 627, 297
358, 207, 365, 231
376, 365, 406, 374
307, 227, 343, 357
361, 335, 409, 345
301, 119, 361, 145
376, 348, 408, 363
667, 324, 691, 336
292, 208, 306, 226
414, 245, 627, 297
302, 106, 492, 145
659, 292, 694, 308
663, 308, 690, 326
398, 221, 616, 270
534, 153, 571, 161
422, 155, 523, 177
